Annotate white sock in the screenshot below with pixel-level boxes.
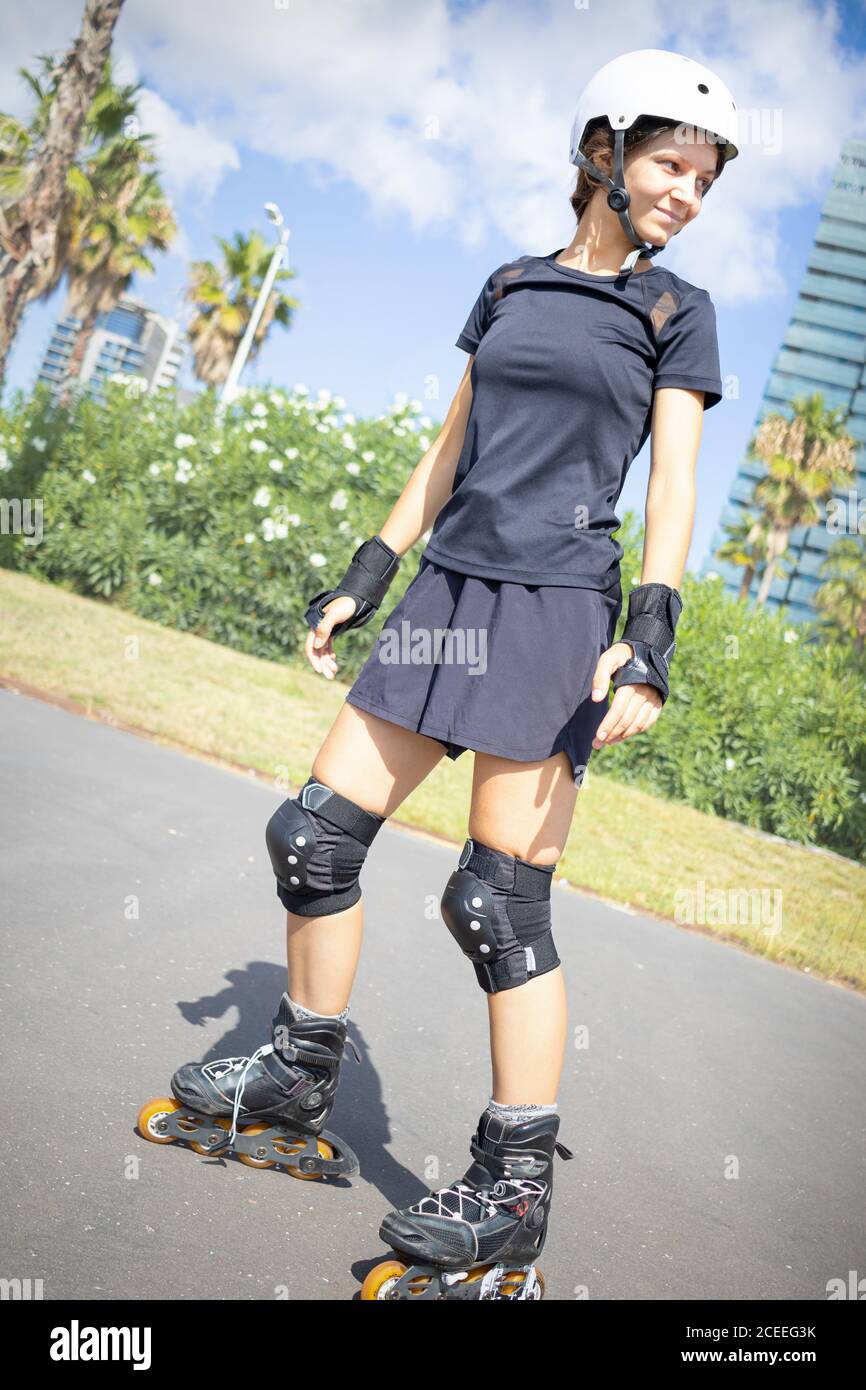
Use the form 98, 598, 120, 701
287, 991, 349, 1024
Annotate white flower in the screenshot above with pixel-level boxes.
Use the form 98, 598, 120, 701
287, 513, 300, 526
410, 398, 422, 413
143, 411, 155, 423
175, 461, 192, 483
253, 486, 271, 507
268, 458, 284, 472
783, 628, 799, 644
293, 383, 309, 396
316, 423, 329, 434
82, 468, 96, 484
725, 757, 736, 771
0, 448, 10, 471
338, 519, 351, 533
244, 532, 256, 544
148, 571, 163, 586
148, 462, 161, 477
393, 426, 406, 437
346, 461, 360, 476
174, 433, 196, 449
330, 489, 348, 510
317, 388, 332, 404
251, 402, 268, 418
418, 435, 430, 450
342, 411, 356, 425
211, 441, 222, 454
268, 392, 284, 407
261, 517, 275, 542
309, 552, 327, 567
249, 438, 268, 453
341, 432, 356, 450
285, 447, 299, 460
393, 392, 409, 407
332, 395, 346, 410
361, 450, 376, 462
274, 521, 288, 540
419, 415, 433, 429
324, 414, 340, 428
31, 436, 46, 452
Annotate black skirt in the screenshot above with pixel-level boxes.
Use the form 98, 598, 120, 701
346, 555, 622, 785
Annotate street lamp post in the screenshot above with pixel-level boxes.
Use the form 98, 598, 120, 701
221, 202, 289, 406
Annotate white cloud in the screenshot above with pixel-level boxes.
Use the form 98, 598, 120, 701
1, 0, 864, 305
135, 86, 240, 200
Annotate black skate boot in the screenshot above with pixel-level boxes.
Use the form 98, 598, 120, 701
137, 993, 360, 1180
362, 1107, 573, 1299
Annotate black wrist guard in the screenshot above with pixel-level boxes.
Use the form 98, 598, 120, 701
304, 534, 401, 639
611, 582, 682, 705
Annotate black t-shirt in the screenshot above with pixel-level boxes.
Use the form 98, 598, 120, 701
422, 249, 723, 588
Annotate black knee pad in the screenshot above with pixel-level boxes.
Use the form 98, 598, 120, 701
265, 777, 385, 917
440, 837, 560, 993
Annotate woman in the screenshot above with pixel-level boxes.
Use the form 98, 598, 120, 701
158, 48, 739, 1300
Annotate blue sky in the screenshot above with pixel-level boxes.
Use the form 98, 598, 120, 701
2, 0, 866, 571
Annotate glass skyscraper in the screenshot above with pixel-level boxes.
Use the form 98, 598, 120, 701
702, 135, 866, 624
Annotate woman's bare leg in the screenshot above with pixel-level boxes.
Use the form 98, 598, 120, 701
467, 749, 578, 1104
283, 701, 447, 1015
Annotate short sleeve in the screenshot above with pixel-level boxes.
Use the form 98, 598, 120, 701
653, 289, 723, 410
455, 263, 507, 355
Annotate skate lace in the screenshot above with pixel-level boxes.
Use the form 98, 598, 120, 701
410, 1177, 544, 1224
227, 1043, 274, 1147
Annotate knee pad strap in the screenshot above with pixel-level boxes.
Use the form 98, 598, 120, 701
441, 837, 559, 993
266, 777, 385, 917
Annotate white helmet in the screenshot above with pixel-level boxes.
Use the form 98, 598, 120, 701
568, 49, 739, 273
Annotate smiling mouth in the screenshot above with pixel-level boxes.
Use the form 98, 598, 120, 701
657, 208, 684, 223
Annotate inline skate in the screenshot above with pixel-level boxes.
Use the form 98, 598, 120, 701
137, 992, 360, 1181
361, 1107, 572, 1298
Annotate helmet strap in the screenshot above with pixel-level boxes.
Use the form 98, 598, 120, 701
574, 128, 665, 274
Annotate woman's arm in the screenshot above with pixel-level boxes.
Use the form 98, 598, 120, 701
589, 385, 706, 747
377, 356, 476, 556
640, 386, 705, 586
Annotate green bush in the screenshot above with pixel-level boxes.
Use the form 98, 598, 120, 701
0, 379, 431, 676
1, 380, 864, 862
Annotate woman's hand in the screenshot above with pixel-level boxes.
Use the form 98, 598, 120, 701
589, 641, 663, 747
304, 595, 358, 679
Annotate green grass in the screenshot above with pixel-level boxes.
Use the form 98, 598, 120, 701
2, 566, 863, 991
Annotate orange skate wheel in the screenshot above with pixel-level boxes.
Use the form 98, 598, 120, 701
360, 1260, 411, 1300
137, 1097, 183, 1144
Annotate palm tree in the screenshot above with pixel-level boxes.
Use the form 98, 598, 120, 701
813, 535, 866, 656
0, 0, 126, 388
185, 230, 299, 387
748, 393, 857, 607
717, 510, 770, 601
1, 50, 172, 403
59, 163, 176, 402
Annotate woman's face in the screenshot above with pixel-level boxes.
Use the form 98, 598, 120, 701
621, 126, 721, 245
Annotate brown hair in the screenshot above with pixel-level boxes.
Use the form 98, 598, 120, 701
569, 116, 726, 225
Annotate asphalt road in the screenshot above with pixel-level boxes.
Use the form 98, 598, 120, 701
1, 685, 863, 1301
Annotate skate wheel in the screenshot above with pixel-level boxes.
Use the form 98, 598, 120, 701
236, 1122, 277, 1168
189, 1115, 231, 1155
284, 1136, 335, 1181
137, 1097, 183, 1144
500, 1268, 546, 1299
360, 1260, 410, 1300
